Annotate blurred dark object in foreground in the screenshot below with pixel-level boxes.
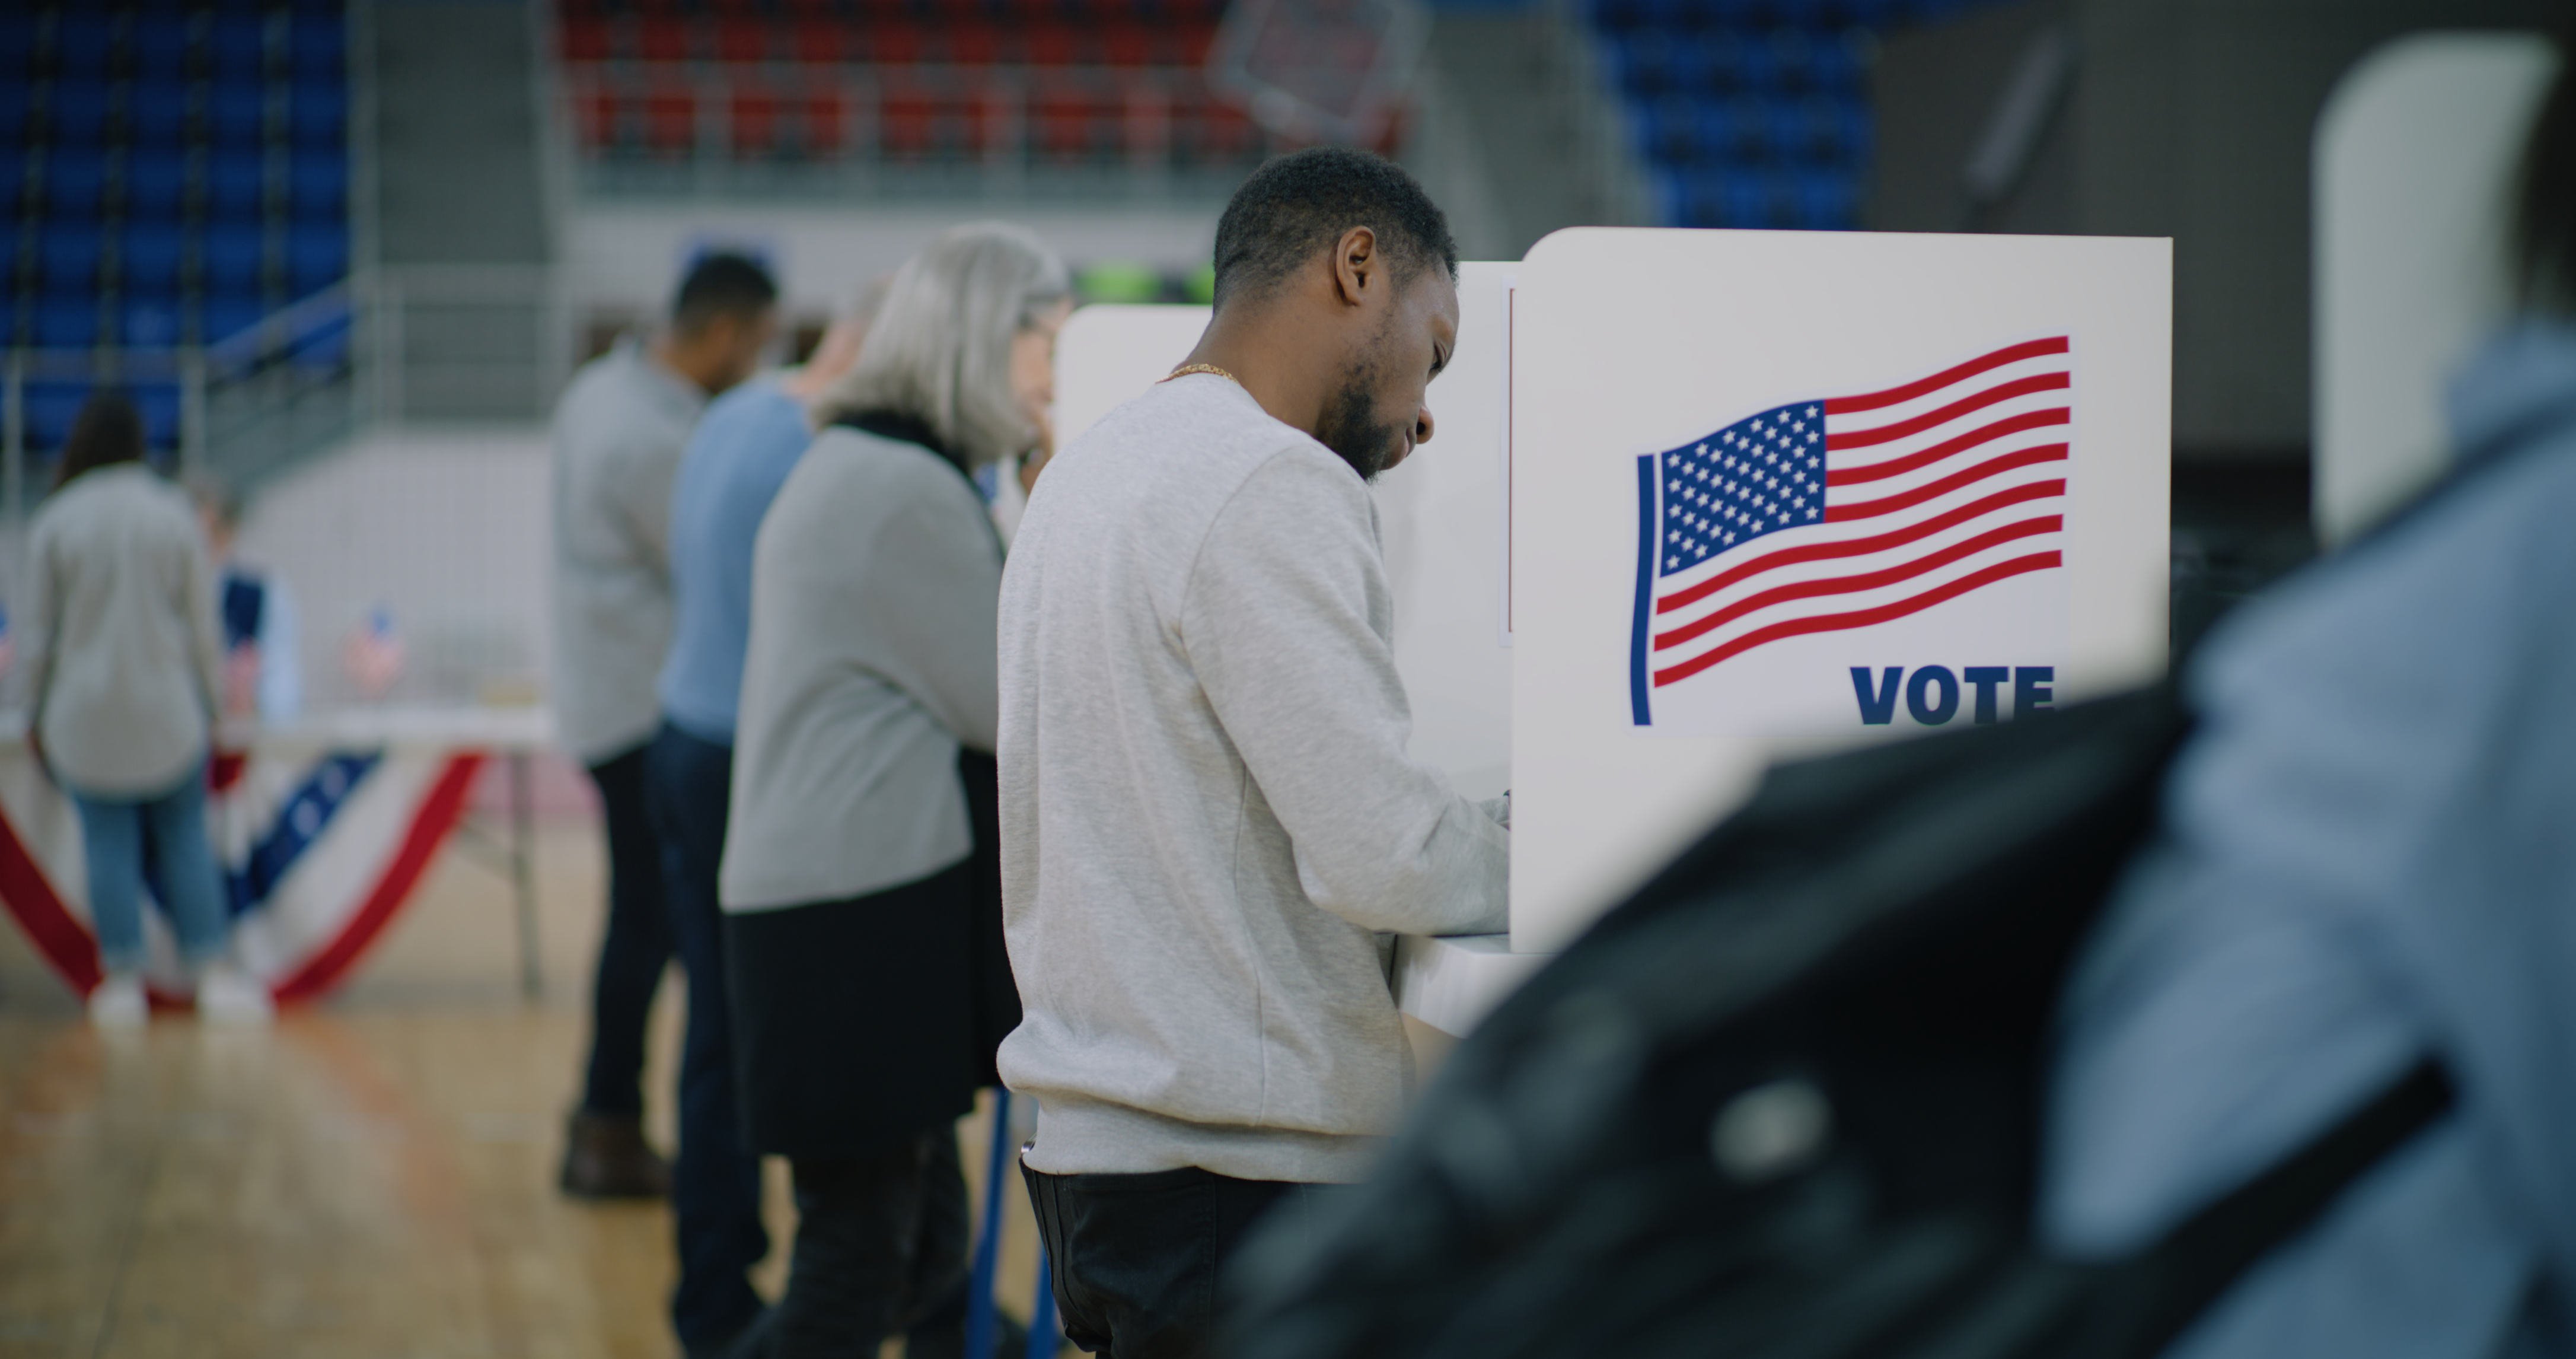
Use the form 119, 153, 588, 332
2170, 461, 2313, 658
1223, 688, 2449, 1359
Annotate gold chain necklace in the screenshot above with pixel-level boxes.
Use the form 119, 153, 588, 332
1164, 363, 1239, 384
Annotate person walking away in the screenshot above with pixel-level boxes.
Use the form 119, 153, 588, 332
549, 251, 777, 1220
995, 148, 1505, 1359
718, 223, 1069, 1359
192, 479, 302, 721
2042, 43, 2576, 1359
21, 393, 268, 1027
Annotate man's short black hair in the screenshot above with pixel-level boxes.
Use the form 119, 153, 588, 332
673, 252, 780, 333
1211, 147, 1459, 308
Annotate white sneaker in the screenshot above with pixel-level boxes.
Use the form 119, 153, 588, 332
195, 963, 275, 1026
88, 973, 148, 1030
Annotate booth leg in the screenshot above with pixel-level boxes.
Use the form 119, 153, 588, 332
511, 752, 539, 1000
966, 1088, 1012, 1359
1029, 1244, 1058, 1359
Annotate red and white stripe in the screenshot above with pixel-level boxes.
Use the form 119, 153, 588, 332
1649, 336, 2071, 687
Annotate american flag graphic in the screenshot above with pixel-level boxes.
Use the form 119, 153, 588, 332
340, 607, 405, 699
1630, 336, 2071, 724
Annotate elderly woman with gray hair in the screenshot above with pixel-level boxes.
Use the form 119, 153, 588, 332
716, 222, 1071, 1359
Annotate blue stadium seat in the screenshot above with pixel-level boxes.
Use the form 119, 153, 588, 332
291, 16, 345, 78
132, 83, 192, 146
135, 24, 192, 80
288, 151, 345, 219
211, 81, 267, 147
1809, 31, 1860, 91
122, 222, 186, 292
0, 15, 34, 81
121, 296, 187, 349
286, 224, 347, 294
1638, 94, 1699, 164
289, 82, 347, 149
57, 14, 116, 76
212, 18, 269, 79
26, 384, 93, 451
1761, 96, 1809, 160
203, 225, 266, 292
1793, 168, 1857, 228
0, 84, 28, 145
49, 82, 114, 146
46, 153, 108, 219
0, 154, 23, 217
135, 385, 183, 450
127, 150, 189, 218
1698, 97, 1756, 165
206, 151, 267, 219
1720, 172, 1774, 228
34, 298, 100, 349
1587, 0, 1649, 31
40, 225, 103, 291
1615, 30, 1685, 97
203, 293, 265, 346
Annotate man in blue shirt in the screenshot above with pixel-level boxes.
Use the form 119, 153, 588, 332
645, 298, 872, 1359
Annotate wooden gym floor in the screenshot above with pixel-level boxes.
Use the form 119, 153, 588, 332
0, 819, 1052, 1359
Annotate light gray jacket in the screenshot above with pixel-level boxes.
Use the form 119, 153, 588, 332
996, 375, 1509, 1185
550, 340, 706, 762
23, 465, 226, 797
720, 426, 1003, 912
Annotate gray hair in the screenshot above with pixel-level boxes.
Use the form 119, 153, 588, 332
813, 222, 1071, 467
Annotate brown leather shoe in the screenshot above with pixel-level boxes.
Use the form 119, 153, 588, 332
559, 1110, 671, 1199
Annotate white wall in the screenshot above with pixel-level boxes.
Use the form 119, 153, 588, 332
233, 427, 554, 711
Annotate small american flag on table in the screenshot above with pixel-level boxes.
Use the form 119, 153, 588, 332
1630, 336, 2072, 724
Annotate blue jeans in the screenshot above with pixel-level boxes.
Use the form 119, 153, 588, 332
71, 760, 228, 975
645, 723, 769, 1347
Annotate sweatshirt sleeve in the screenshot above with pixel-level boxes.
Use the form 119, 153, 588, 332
1181, 449, 1508, 937
862, 469, 1004, 755
179, 518, 227, 723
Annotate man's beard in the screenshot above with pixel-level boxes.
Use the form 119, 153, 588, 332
1314, 365, 1402, 483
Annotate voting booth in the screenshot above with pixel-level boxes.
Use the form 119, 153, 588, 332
1048, 232, 2170, 1038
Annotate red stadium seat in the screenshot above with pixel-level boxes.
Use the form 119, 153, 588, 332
866, 23, 924, 65
792, 18, 847, 62
639, 16, 693, 62
1032, 81, 1119, 160
643, 80, 698, 154
1025, 24, 1077, 66
571, 85, 621, 149
731, 84, 783, 154
1101, 24, 1153, 66
948, 23, 1000, 66
715, 16, 774, 63
798, 85, 850, 155
879, 87, 941, 158
560, 17, 613, 62
1176, 21, 1217, 65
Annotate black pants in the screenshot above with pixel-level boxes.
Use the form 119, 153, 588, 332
645, 724, 769, 1348
579, 744, 674, 1119
1023, 1163, 1348, 1359
739, 1133, 973, 1359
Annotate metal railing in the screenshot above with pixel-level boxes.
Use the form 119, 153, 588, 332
0, 280, 358, 516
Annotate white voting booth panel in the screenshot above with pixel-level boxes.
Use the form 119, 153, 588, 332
1048, 275, 1525, 1035
2314, 33, 2556, 546
1510, 228, 2171, 956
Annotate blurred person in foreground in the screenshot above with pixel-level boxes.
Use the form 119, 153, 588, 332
995, 148, 1506, 1358
192, 480, 302, 722
2042, 46, 2576, 1359
637, 280, 884, 1359
716, 223, 1069, 1359
549, 250, 777, 1215
23, 394, 267, 1027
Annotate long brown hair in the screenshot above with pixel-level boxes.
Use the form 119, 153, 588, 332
52, 391, 148, 492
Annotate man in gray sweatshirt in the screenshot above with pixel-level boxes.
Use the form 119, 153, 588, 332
996, 148, 1506, 1357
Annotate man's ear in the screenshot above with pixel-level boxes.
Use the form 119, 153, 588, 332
1331, 226, 1379, 309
